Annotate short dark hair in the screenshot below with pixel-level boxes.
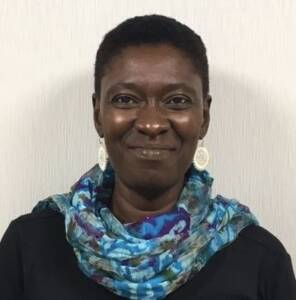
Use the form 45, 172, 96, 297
94, 14, 209, 97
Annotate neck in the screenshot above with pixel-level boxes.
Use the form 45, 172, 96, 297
111, 177, 185, 224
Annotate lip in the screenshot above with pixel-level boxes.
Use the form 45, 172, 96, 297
128, 146, 175, 160
128, 144, 176, 150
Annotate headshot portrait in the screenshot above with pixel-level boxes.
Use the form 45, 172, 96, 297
0, 1, 295, 299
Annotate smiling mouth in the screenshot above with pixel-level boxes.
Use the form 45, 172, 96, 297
128, 147, 175, 160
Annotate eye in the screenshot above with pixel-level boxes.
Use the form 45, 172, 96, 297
111, 95, 138, 107
165, 96, 192, 108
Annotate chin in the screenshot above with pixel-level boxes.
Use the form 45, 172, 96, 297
123, 165, 180, 189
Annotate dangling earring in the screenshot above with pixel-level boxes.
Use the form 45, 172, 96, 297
98, 136, 108, 171
193, 139, 210, 171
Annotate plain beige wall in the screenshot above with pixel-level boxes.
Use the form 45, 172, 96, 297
1, 1, 295, 268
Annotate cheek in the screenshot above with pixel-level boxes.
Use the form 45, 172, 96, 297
101, 108, 133, 148
171, 111, 203, 141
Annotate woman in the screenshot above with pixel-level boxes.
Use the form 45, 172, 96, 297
0, 14, 295, 300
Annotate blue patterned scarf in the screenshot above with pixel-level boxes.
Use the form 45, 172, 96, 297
33, 161, 258, 299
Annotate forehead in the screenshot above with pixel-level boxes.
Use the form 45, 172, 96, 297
100, 44, 203, 95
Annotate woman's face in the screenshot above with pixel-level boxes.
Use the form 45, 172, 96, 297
93, 44, 211, 192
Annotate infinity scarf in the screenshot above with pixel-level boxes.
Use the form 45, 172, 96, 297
32, 161, 259, 299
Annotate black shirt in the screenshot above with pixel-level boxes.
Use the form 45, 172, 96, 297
0, 208, 295, 300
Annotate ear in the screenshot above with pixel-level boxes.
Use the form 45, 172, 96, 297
92, 93, 104, 137
200, 94, 212, 139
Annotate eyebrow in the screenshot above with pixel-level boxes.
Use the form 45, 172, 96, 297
105, 82, 200, 100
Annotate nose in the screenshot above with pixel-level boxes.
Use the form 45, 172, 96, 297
134, 105, 170, 138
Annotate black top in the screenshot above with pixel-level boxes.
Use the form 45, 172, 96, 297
0, 208, 295, 300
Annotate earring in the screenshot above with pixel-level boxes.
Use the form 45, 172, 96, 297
193, 139, 210, 171
98, 136, 108, 171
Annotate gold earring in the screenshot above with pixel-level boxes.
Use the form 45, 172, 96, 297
193, 139, 210, 171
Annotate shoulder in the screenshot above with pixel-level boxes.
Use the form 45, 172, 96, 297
1, 208, 64, 255
238, 223, 289, 256
1, 208, 68, 261
238, 226, 296, 296
11, 208, 63, 227
5, 208, 64, 242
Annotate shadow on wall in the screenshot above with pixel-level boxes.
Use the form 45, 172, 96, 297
209, 68, 292, 233
18, 70, 98, 202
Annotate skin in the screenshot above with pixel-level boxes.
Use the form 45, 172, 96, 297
92, 44, 211, 223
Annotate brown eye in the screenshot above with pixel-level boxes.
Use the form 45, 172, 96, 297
165, 96, 191, 108
111, 95, 138, 107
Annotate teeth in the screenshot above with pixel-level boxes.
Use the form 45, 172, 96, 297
142, 149, 161, 155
